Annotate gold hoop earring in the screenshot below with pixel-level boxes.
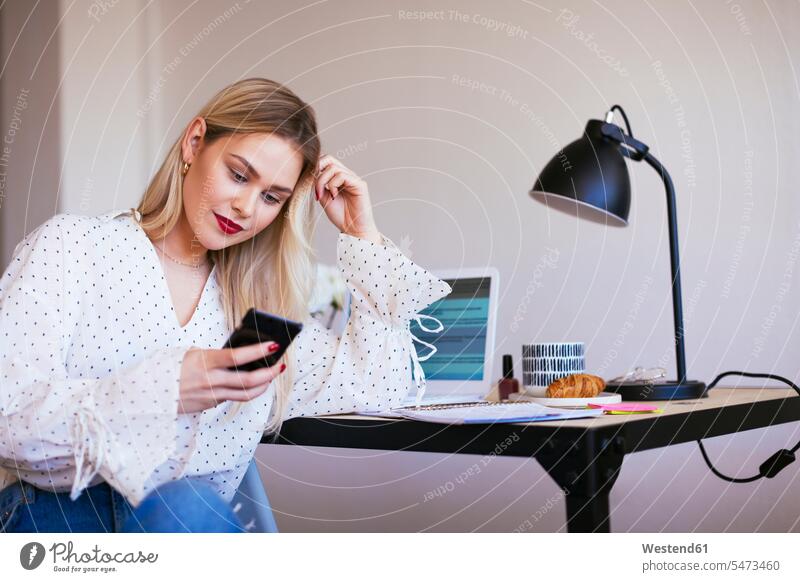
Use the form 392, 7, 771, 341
182, 162, 190, 176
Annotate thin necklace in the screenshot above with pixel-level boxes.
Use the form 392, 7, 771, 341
154, 243, 210, 270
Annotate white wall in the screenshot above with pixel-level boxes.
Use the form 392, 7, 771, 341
57, 0, 162, 215
4, 0, 800, 531
0, 1, 62, 265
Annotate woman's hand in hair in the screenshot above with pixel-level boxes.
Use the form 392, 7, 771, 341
177, 341, 287, 414
315, 154, 382, 243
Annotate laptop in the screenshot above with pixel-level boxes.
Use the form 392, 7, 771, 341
401, 267, 500, 404
338, 266, 500, 408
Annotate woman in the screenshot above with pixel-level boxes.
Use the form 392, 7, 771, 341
0, 78, 451, 533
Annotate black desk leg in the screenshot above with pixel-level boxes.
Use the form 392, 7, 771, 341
535, 432, 626, 533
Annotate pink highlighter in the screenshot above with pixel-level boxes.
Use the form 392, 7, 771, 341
588, 402, 663, 414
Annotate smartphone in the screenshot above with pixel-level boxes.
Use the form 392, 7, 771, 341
222, 308, 304, 371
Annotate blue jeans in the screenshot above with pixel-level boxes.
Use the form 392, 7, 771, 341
0, 478, 246, 533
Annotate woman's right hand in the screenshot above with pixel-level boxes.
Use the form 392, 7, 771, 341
177, 341, 286, 413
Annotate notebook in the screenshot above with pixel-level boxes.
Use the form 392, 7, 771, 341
369, 401, 603, 425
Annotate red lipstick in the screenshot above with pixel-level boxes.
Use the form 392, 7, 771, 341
214, 212, 243, 234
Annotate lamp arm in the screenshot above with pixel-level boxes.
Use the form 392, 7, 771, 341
600, 119, 689, 382
641, 150, 689, 383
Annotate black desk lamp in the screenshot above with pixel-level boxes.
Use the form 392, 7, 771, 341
529, 105, 707, 400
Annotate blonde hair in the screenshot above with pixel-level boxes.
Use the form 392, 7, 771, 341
136, 77, 321, 436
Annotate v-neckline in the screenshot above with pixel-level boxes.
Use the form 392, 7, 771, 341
128, 212, 217, 331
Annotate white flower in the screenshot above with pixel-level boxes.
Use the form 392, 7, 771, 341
398, 233, 414, 260
309, 263, 348, 314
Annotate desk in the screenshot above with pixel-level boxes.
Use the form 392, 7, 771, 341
263, 388, 800, 532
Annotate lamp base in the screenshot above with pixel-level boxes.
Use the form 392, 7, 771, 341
605, 380, 708, 401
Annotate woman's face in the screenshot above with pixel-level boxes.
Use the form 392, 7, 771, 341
180, 117, 305, 251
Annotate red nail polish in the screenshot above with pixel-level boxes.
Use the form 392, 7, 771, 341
269, 343, 280, 353
280, 363, 287, 372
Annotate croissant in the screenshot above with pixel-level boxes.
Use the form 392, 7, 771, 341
546, 373, 605, 398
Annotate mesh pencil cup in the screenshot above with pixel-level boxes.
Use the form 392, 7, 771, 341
521, 342, 586, 396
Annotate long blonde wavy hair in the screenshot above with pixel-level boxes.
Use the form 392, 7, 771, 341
135, 77, 321, 436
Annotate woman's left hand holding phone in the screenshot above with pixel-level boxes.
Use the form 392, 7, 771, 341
177, 341, 287, 414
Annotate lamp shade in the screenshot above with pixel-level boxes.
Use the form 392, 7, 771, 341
530, 119, 631, 226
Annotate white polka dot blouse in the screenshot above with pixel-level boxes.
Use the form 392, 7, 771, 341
0, 208, 452, 508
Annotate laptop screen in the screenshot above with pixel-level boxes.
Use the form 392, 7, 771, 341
409, 276, 491, 381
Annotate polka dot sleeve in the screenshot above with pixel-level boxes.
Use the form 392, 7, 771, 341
0, 217, 193, 508
282, 232, 452, 419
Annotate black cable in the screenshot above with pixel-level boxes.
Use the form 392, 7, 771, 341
610, 104, 633, 137
697, 371, 800, 483
602, 105, 797, 483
